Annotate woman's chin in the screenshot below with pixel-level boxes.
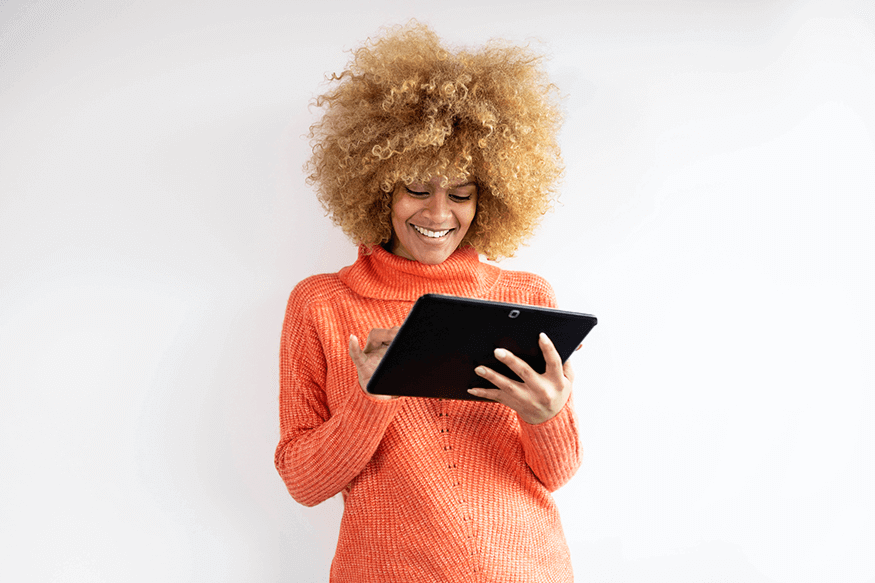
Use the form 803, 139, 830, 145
392, 232, 462, 265
407, 247, 454, 265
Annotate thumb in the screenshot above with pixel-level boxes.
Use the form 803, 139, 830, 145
349, 334, 365, 368
562, 361, 575, 384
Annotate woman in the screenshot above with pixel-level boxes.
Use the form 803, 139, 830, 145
275, 22, 580, 582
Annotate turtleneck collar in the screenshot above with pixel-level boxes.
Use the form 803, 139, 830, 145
338, 244, 501, 301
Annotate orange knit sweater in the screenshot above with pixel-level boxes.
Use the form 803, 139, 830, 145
275, 245, 581, 582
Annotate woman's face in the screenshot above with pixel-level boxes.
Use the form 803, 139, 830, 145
389, 176, 478, 265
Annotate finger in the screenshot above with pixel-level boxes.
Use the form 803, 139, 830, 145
363, 328, 394, 353
492, 347, 537, 383
362, 331, 382, 353
467, 387, 506, 403
349, 335, 372, 391
475, 364, 521, 393
373, 326, 400, 342
348, 335, 366, 369
539, 333, 564, 377
563, 361, 575, 384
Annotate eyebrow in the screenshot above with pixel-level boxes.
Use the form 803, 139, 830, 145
405, 180, 477, 189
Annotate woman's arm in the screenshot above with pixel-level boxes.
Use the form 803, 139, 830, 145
516, 391, 582, 491
469, 276, 583, 490
274, 290, 403, 507
467, 333, 582, 491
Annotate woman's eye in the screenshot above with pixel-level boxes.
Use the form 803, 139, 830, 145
405, 188, 428, 196
449, 194, 472, 202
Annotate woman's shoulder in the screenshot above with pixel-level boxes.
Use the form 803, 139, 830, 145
496, 267, 554, 288
492, 267, 557, 308
286, 272, 350, 311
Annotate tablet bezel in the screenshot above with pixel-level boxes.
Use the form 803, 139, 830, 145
366, 294, 597, 401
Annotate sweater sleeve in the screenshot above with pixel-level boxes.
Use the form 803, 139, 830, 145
518, 394, 582, 491
515, 275, 583, 491
274, 285, 404, 507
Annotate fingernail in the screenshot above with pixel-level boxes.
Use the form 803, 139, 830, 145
475, 366, 486, 375
494, 348, 507, 358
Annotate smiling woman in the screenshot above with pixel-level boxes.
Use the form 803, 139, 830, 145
389, 176, 478, 265
304, 21, 563, 261
275, 20, 580, 583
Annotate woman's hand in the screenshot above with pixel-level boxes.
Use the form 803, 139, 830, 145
468, 333, 574, 425
348, 327, 401, 399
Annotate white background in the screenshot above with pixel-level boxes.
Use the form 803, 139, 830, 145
2, 1, 873, 581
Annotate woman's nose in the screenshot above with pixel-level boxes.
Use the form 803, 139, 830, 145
423, 192, 451, 222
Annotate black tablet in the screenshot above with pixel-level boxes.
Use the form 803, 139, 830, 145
366, 294, 597, 401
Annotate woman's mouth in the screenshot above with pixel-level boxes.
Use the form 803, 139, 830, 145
412, 225, 452, 238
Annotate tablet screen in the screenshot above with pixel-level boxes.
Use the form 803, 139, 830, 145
366, 294, 597, 400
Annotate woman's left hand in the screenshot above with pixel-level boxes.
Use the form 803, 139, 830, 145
468, 333, 574, 425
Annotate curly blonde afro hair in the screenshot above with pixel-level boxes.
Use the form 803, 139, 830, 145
306, 21, 564, 260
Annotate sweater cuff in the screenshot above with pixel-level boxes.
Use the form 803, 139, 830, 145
517, 397, 579, 458
338, 382, 406, 429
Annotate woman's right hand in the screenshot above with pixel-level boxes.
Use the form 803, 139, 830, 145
348, 327, 400, 399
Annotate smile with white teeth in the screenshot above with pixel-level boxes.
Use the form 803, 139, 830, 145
413, 225, 452, 238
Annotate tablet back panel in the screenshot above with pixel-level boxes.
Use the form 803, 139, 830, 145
367, 294, 597, 400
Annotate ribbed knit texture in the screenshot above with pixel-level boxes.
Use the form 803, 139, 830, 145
275, 245, 581, 582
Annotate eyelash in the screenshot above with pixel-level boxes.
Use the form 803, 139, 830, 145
405, 188, 472, 202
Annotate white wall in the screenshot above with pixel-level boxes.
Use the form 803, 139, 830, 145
2, 1, 873, 581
